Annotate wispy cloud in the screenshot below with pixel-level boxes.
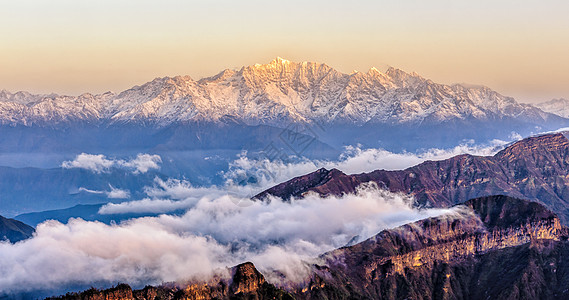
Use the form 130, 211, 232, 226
78, 185, 130, 199
99, 178, 254, 214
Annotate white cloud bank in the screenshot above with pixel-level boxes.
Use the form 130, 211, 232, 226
61, 153, 162, 174
0, 185, 453, 294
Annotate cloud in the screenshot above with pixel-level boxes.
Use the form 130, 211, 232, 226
99, 177, 263, 215
509, 131, 523, 141
144, 178, 201, 200
106, 185, 131, 199
78, 185, 130, 199
61, 154, 114, 173
78, 187, 105, 195
0, 185, 452, 294
525, 127, 569, 137
120, 154, 162, 174
0, 219, 229, 293
100, 198, 192, 214
61, 153, 161, 174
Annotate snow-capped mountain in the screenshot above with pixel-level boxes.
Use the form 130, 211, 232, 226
536, 98, 569, 118
0, 57, 560, 127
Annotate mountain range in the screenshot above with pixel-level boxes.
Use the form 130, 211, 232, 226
1, 58, 568, 152
5, 59, 569, 299
0, 57, 559, 127
7, 129, 569, 299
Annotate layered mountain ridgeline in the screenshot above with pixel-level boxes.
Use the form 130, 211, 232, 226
48, 262, 293, 300
301, 196, 569, 299
0, 215, 34, 243
0, 58, 567, 151
0, 166, 163, 217
256, 132, 569, 223
13, 203, 192, 227
47, 196, 569, 300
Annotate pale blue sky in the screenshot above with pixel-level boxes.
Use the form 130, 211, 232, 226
0, 0, 568, 102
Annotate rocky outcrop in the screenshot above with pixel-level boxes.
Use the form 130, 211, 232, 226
48, 284, 134, 300
323, 196, 565, 275
256, 132, 569, 223
229, 262, 266, 295
302, 239, 569, 300
48, 262, 293, 300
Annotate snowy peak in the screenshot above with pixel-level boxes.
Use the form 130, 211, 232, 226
199, 69, 236, 83
0, 58, 562, 127
242, 57, 341, 84
536, 98, 569, 118
274, 56, 290, 64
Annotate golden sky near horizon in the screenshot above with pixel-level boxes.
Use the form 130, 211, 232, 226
0, 0, 568, 103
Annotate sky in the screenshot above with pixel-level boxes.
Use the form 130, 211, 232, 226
0, 0, 568, 103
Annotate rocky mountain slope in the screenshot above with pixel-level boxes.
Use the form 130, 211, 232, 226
47, 196, 569, 300
256, 132, 569, 223
0, 58, 564, 128
300, 195, 569, 299
536, 98, 569, 118
0, 215, 34, 243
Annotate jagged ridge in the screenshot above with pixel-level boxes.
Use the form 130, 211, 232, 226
0, 58, 561, 127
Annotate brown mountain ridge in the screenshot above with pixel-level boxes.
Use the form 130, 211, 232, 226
256, 132, 569, 223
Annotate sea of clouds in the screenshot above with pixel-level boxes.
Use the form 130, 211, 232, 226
0, 185, 453, 294
0, 139, 513, 295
